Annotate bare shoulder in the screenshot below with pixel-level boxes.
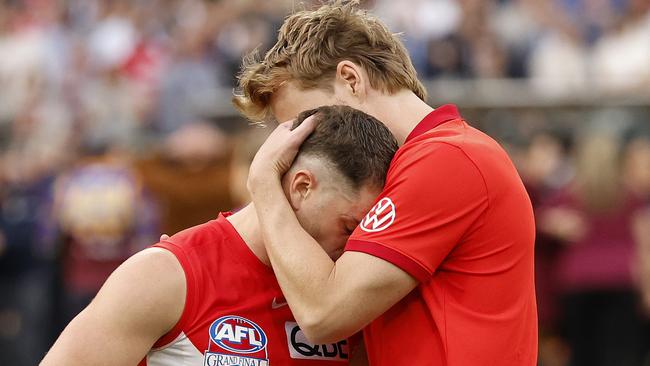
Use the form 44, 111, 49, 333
40, 248, 186, 365
122, 247, 185, 284
96, 247, 186, 330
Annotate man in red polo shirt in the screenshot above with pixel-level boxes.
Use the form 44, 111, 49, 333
236, 2, 537, 365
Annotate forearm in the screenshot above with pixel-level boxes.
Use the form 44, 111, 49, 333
251, 180, 417, 341
251, 181, 344, 338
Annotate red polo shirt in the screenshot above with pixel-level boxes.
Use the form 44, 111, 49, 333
346, 105, 538, 365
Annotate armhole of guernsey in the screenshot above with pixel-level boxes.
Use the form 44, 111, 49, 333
150, 241, 196, 349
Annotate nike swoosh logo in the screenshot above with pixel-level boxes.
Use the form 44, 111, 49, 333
271, 297, 288, 309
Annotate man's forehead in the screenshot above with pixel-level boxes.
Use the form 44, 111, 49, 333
270, 82, 335, 122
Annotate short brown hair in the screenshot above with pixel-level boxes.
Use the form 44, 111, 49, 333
233, 0, 427, 122
292, 105, 398, 189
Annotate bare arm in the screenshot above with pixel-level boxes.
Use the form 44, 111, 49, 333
41, 248, 185, 366
252, 181, 416, 343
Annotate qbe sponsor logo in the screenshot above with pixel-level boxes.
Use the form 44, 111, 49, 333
205, 315, 269, 366
360, 197, 396, 233
284, 322, 348, 362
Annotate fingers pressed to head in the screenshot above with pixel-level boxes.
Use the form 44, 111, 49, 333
291, 114, 318, 140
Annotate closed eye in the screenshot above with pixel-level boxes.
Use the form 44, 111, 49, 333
340, 215, 360, 236
344, 222, 359, 236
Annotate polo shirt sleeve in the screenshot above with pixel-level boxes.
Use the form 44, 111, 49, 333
345, 142, 489, 282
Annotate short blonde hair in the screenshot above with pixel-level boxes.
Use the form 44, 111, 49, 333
233, 0, 427, 122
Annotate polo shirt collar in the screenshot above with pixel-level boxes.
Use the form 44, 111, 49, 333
405, 104, 461, 143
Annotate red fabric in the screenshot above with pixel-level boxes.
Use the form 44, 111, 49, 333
145, 213, 355, 364
346, 240, 430, 281
346, 105, 538, 365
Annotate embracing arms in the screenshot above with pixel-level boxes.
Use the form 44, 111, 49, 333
247, 120, 417, 343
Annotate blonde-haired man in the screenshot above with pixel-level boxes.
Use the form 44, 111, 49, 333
244, 2, 538, 365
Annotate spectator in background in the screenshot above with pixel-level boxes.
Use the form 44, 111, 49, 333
622, 128, 650, 202
0, 5, 74, 359
387, 0, 510, 80
538, 129, 649, 366
522, 129, 573, 324
229, 126, 270, 208
527, 1, 590, 96
50, 142, 159, 328
156, 0, 224, 134
624, 128, 650, 321
424, 34, 467, 79
516, 127, 573, 366
374, 0, 462, 76
591, 0, 650, 94
491, 0, 543, 78
456, 0, 508, 78
0, 147, 57, 366
135, 122, 233, 235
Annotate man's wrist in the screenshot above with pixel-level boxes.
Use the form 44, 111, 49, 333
249, 176, 285, 205
248, 167, 281, 193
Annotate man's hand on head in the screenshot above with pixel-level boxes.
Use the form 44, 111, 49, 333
247, 116, 318, 197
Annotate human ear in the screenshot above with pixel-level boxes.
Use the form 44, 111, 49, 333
287, 169, 317, 210
335, 60, 367, 100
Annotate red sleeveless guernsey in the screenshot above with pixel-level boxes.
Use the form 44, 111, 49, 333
139, 213, 352, 366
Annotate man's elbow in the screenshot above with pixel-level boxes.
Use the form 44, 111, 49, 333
299, 312, 350, 344
300, 324, 341, 344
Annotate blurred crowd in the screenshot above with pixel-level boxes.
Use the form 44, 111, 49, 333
474, 108, 650, 366
0, 0, 649, 365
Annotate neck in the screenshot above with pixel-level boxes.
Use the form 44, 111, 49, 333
226, 203, 270, 266
367, 89, 434, 145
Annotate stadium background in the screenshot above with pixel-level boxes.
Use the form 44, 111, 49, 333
0, 0, 649, 365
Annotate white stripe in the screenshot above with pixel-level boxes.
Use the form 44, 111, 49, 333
147, 332, 204, 366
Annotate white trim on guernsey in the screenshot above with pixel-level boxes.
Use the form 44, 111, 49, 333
147, 332, 204, 366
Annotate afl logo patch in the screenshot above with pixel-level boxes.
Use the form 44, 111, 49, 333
209, 315, 267, 354
360, 197, 396, 232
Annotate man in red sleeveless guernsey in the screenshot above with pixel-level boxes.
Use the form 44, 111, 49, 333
236, 3, 538, 365
41, 106, 398, 366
